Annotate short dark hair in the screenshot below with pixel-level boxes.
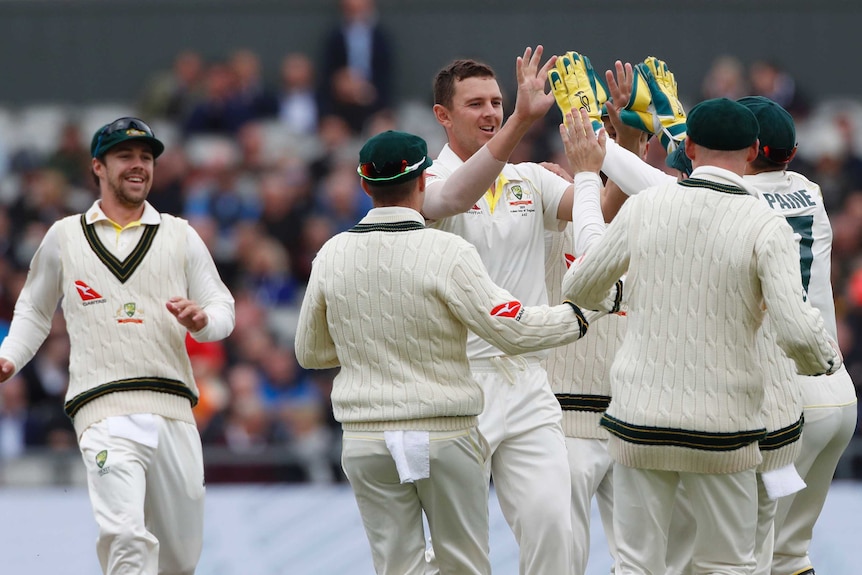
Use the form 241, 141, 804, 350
433, 59, 496, 108
365, 176, 421, 206
749, 152, 787, 172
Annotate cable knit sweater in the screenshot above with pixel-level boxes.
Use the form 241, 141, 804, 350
562, 167, 840, 474
544, 225, 622, 439
295, 207, 591, 432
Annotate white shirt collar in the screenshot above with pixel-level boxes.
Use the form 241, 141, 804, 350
360, 206, 425, 225
688, 165, 758, 195
84, 200, 161, 226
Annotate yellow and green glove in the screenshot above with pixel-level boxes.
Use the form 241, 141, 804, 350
548, 51, 608, 132
618, 56, 687, 153
642, 56, 687, 153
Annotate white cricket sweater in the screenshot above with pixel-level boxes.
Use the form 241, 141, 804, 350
295, 207, 590, 432
544, 225, 622, 439
58, 214, 197, 437
562, 167, 840, 474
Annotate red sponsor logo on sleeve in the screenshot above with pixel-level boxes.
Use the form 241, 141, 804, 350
490, 301, 522, 318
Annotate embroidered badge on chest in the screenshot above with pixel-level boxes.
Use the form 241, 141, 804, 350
507, 184, 534, 214
116, 302, 145, 324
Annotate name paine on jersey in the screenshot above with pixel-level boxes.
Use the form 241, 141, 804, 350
761, 188, 817, 211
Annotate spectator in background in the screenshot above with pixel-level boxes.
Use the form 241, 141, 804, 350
793, 113, 862, 212
701, 54, 749, 101
46, 121, 93, 190
749, 59, 811, 118
292, 214, 335, 283
313, 162, 373, 234
139, 49, 207, 123
147, 147, 189, 216
235, 230, 299, 308
278, 52, 321, 137
183, 137, 261, 260
257, 166, 313, 260
319, 0, 394, 134
309, 114, 357, 187
228, 48, 279, 122
183, 62, 249, 137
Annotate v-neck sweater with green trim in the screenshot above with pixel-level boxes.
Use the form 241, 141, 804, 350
562, 170, 840, 473
58, 214, 197, 437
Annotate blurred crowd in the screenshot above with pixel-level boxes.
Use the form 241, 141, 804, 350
0, 0, 861, 483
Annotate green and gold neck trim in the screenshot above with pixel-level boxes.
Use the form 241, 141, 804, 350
80, 215, 160, 283
348, 221, 425, 233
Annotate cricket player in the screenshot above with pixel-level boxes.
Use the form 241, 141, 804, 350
562, 97, 841, 574
420, 46, 601, 574
595, 58, 856, 575
0, 117, 236, 574
294, 129, 596, 575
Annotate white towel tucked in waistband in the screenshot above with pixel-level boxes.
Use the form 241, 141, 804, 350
384, 430, 430, 484
761, 463, 806, 500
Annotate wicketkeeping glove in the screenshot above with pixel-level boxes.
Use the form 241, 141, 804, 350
641, 56, 687, 153
548, 51, 608, 131
617, 57, 688, 153
617, 64, 656, 135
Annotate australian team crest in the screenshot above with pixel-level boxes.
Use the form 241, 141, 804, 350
96, 450, 111, 476
116, 302, 144, 324
507, 183, 534, 211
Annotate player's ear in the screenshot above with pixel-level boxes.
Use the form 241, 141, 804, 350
433, 103, 452, 128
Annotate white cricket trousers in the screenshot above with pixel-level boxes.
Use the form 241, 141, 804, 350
665, 473, 776, 575
79, 415, 205, 575
614, 464, 758, 575
566, 436, 616, 575
473, 356, 574, 575
772, 401, 857, 575
342, 427, 491, 575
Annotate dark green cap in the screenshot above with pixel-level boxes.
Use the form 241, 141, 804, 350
357, 130, 432, 186
736, 96, 797, 163
686, 98, 759, 151
90, 117, 165, 159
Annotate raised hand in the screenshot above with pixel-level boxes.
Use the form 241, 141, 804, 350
512, 45, 558, 125
549, 51, 608, 131
560, 108, 607, 176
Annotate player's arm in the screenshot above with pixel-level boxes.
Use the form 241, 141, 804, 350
601, 78, 650, 221
182, 225, 235, 341
0, 224, 64, 381
559, 108, 607, 255
562, 200, 631, 312
294, 250, 339, 370
757, 218, 841, 376
601, 60, 677, 195
445, 243, 597, 355
423, 46, 557, 221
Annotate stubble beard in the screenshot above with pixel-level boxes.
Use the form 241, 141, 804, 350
109, 173, 150, 209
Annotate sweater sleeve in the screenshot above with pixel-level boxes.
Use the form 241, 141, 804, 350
0, 223, 63, 375
562, 198, 632, 310
601, 137, 676, 196
756, 219, 841, 376
185, 225, 236, 343
445, 243, 591, 355
294, 251, 339, 370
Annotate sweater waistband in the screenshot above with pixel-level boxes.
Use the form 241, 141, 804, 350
65, 377, 197, 418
